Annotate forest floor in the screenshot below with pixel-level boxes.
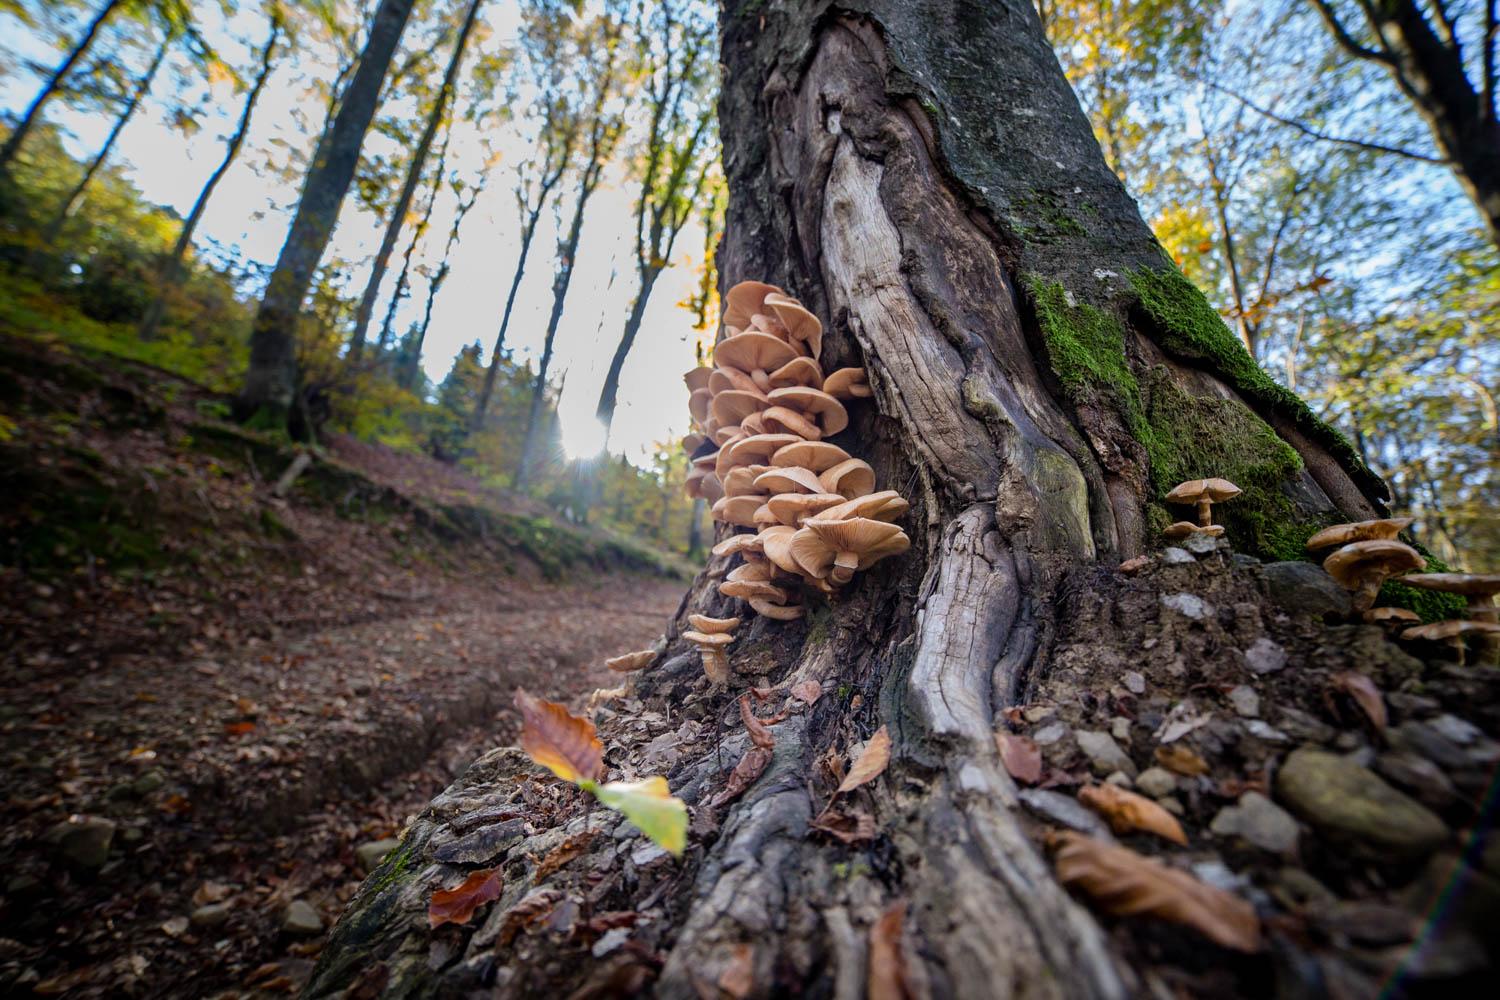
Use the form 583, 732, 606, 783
0, 332, 688, 997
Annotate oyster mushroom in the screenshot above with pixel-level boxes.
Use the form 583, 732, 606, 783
770, 440, 851, 474
823, 367, 872, 400
767, 386, 848, 436
1165, 478, 1242, 529
724, 281, 785, 329
1401, 620, 1500, 667
1399, 572, 1500, 624
1364, 606, 1421, 627
716, 433, 802, 478
712, 494, 769, 528
688, 614, 741, 634
819, 458, 875, 499
1162, 521, 1225, 540
714, 332, 800, 390
764, 291, 823, 359
1323, 539, 1424, 614
711, 389, 772, 429
769, 357, 824, 390
753, 466, 825, 495
819, 490, 910, 523
606, 649, 656, 673
750, 597, 804, 620
790, 517, 911, 585
709, 365, 763, 396
684, 367, 713, 394
1305, 517, 1415, 552
683, 629, 735, 685
768, 492, 847, 527
760, 405, 823, 440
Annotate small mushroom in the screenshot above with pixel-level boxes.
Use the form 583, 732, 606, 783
749, 597, 804, 620
712, 494, 769, 528
723, 280, 785, 330
719, 576, 788, 603
683, 629, 735, 685
1401, 620, 1500, 666
764, 291, 823, 359
1162, 521, 1225, 540
1164, 478, 1242, 528
606, 649, 656, 673
823, 367, 872, 400
752, 502, 779, 529
709, 365, 763, 396
790, 517, 911, 585
714, 332, 800, 386
699, 472, 724, 503
739, 412, 768, 436
819, 458, 875, 499
716, 433, 802, 478
688, 387, 712, 425
688, 614, 741, 634
770, 440, 851, 474
712, 424, 743, 446
1364, 606, 1421, 627
767, 386, 848, 436
681, 432, 706, 455
712, 533, 763, 561
711, 389, 771, 429
768, 492, 847, 527
753, 466, 825, 495
1305, 517, 1415, 552
1323, 539, 1425, 614
1399, 572, 1500, 624
684, 367, 713, 394
769, 357, 824, 390
760, 405, 823, 440
757, 525, 803, 575
819, 490, 910, 523
723, 465, 766, 498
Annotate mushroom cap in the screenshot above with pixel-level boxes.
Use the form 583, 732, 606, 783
606, 649, 656, 672
757, 525, 802, 574
712, 424, 743, 446
819, 458, 875, 499
1402, 620, 1500, 641
1399, 573, 1500, 599
683, 629, 735, 647
712, 532, 763, 559
820, 490, 909, 523
739, 412, 768, 436
688, 614, 741, 634
719, 577, 788, 601
1322, 539, 1424, 586
711, 389, 771, 428
723, 466, 765, 498
727, 560, 776, 584
714, 331, 799, 375
688, 387, 712, 424
723, 280, 784, 330
750, 597, 805, 620
791, 517, 910, 578
754, 466, 825, 495
768, 492, 847, 527
769, 357, 824, 390
771, 440, 851, 473
1164, 478, 1243, 505
681, 432, 706, 455
763, 292, 823, 359
823, 367, 872, 400
699, 472, 724, 502
711, 494, 769, 528
692, 453, 718, 473
752, 502, 778, 528
684, 367, 713, 393
760, 405, 823, 440
717, 433, 803, 478
767, 386, 848, 436
1305, 518, 1415, 551
1162, 521, 1224, 539
1364, 606, 1421, 624
709, 365, 763, 396
683, 466, 706, 499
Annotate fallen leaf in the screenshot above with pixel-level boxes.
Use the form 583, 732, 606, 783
1154, 701, 1212, 744
791, 680, 823, 704
224, 721, 256, 736
1328, 671, 1386, 732
838, 725, 891, 794
739, 695, 776, 750
1077, 783, 1188, 845
809, 805, 877, 844
1154, 744, 1209, 776
534, 830, 596, 881
868, 901, 914, 1000
718, 943, 755, 999
711, 746, 773, 808
515, 688, 603, 784
592, 777, 688, 856
995, 731, 1042, 784
1050, 832, 1261, 952
428, 868, 503, 929
495, 888, 563, 947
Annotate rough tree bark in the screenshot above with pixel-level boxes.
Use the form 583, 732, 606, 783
310, 2, 1390, 996
235, 0, 415, 431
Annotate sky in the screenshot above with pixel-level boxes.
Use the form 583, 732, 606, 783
0, 0, 713, 464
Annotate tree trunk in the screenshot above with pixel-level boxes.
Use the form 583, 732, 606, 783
309, 2, 1395, 996
400, 167, 485, 390
594, 268, 657, 442
348, 0, 484, 362
139, 18, 281, 340
41, 34, 169, 246
471, 212, 543, 432
381, 114, 454, 359
0, 0, 125, 174
235, 0, 415, 430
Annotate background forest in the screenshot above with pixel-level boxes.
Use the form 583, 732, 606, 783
0, 0, 1494, 567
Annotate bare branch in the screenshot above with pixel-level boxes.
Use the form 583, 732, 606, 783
1204, 80, 1448, 164
1309, 0, 1394, 64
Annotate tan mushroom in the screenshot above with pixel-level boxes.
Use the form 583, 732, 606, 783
770, 440, 851, 474
764, 291, 823, 359
681, 432, 706, 455
1364, 606, 1421, 626
1400, 573, 1500, 624
683, 629, 735, 685
760, 405, 823, 440
750, 597, 805, 620
606, 649, 656, 673
713, 332, 800, 386
712, 533, 763, 561
711, 389, 772, 429
819, 490, 910, 523
1162, 521, 1225, 540
1164, 478, 1242, 528
769, 357, 824, 391
767, 386, 848, 436
752, 502, 779, 529
719, 576, 788, 603
1323, 539, 1425, 614
712, 424, 743, 446
723, 465, 772, 498
684, 367, 713, 394
757, 525, 803, 575
739, 412, 768, 436
823, 367, 872, 400
1401, 620, 1500, 666
768, 492, 847, 527
753, 466, 825, 495
688, 387, 712, 425
709, 365, 763, 396
723, 280, 784, 330
791, 517, 911, 585
688, 614, 741, 634
716, 433, 803, 478
699, 472, 724, 503
712, 494, 769, 528
1305, 517, 1415, 552
819, 458, 875, 499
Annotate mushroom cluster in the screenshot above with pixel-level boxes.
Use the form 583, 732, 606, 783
1163, 478, 1241, 540
1399, 572, 1500, 666
681, 281, 907, 621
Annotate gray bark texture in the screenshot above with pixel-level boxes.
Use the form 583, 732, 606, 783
307, 3, 1416, 997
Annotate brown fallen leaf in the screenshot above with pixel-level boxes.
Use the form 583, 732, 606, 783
838, 725, 891, 794
495, 888, 564, 947
428, 868, 503, 929
711, 746, 774, 808
1050, 832, 1261, 952
791, 680, 823, 704
868, 901, 914, 1000
739, 694, 776, 750
224, 720, 256, 736
1154, 744, 1209, 776
995, 731, 1042, 785
809, 805, 877, 844
1328, 671, 1386, 733
534, 830, 596, 881
515, 688, 603, 784
718, 943, 755, 999
1078, 783, 1188, 845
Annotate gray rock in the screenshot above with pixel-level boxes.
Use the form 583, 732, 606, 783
1109, 717, 1132, 743
1075, 730, 1137, 777
1135, 767, 1178, 798
1389, 721, 1470, 769
1276, 747, 1449, 862
1032, 722, 1068, 746
1375, 753, 1459, 812
1277, 706, 1336, 744
45, 816, 115, 869
1231, 553, 1262, 568
281, 899, 324, 936
1262, 561, 1350, 619
131, 770, 165, 796
1227, 685, 1260, 718
1181, 532, 1222, 555
355, 838, 401, 873
190, 903, 232, 929
1162, 547, 1195, 565
1104, 771, 1132, 788
1430, 714, 1482, 745
1211, 792, 1300, 853
1161, 592, 1214, 621
1122, 671, 1146, 695
1243, 719, 1291, 743
1244, 636, 1288, 675
1018, 789, 1116, 842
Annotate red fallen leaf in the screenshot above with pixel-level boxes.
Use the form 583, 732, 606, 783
428, 868, 503, 929
515, 689, 603, 783
1328, 671, 1387, 732
809, 805, 877, 844
739, 694, 776, 750
712, 746, 773, 808
224, 721, 256, 735
790, 680, 823, 704
995, 731, 1042, 784
868, 901, 914, 1000
837, 726, 891, 793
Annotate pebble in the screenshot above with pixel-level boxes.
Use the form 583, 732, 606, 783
1192, 859, 1251, 894
1104, 771, 1132, 788
1375, 752, 1459, 811
1276, 747, 1448, 862
1243, 719, 1290, 743
1022, 706, 1055, 724
1109, 717, 1132, 743
1243, 636, 1288, 675
132, 770, 165, 796
1276, 707, 1336, 744
1018, 789, 1116, 842
190, 903, 232, 929
1158, 796, 1185, 816
1261, 561, 1351, 619
1032, 722, 1068, 746
1181, 532, 1222, 555
355, 838, 401, 873
1135, 767, 1177, 798
1430, 714, 1482, 745
1075, 730, 1137, 777
1154, 701, 1212, 743
1227, 685, 1260, 718
1162, 547, 1195, 565
1161, 592, 1213, 621
1210, 792, 1300, 853
45, 816, 116, 869
281, 899, 324, 936
1122, 671, 1146, 695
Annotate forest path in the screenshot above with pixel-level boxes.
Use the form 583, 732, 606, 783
1, 572, 684, 998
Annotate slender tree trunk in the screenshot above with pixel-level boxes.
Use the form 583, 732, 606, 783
399, 163, 485, 390
0, 0, 125, 174
139, 19, 280, 340
348, 0, 484, 362
380, 116, 454, 358
235, 0, 416, 431
471, 210, 543, 431
594, 267, 658, 441
42, 35, 169, 246
309, 3, 1391, 996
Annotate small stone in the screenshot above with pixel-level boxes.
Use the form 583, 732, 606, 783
1231, 553, 1261, 568
1109, 717, 1132, 743
1227, 685, 1260, 718
281, 899, 323, 936
1389, 721, 1470, 769
1122, 671, 1146, 695
1376, 752, 1459, 812
1018, 789, 1116, 842
1161, 592, 1213, 621
1430, 714, 1482, 745
355, 838, 401, 873
1075, 730, 1137, 777
1154, 700, 1212, 743
1211, 792, 1300, 853
1192, 859, 1250, 894
1135, 767, 1177, 798
1158, 796, 1184, 816
1022, 706, 1056, 724
1032, 722, 1068, 746
1243, 637, 1288, 675
45, 816, 116, 869
1243, 719, 1290, 743
1162, 547, 1195, 565
1262, 561, 1351, 619
1104, 771, 1132, 788
131, 770, 165, 796
160, 915, 189, 938
190, 903, 232, 929
1276, 748, 1449, 862
1181, 532, 1221, 555
1277, 707, 1336, 744
630, 841, 669, 867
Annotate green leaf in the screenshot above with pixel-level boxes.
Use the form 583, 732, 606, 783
589, 777, 687, 857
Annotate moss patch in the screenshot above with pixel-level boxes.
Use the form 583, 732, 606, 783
368, 839, 415, 893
